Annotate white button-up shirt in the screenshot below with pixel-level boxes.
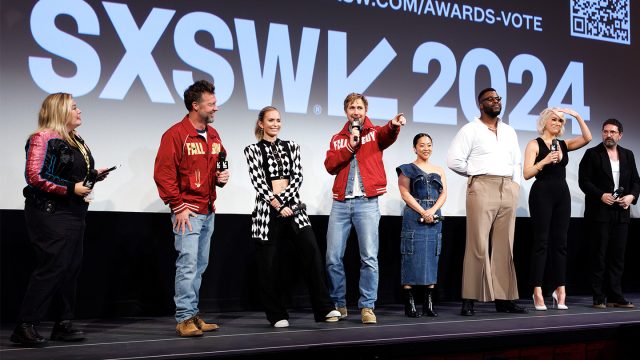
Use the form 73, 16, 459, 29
447, 117, 522, 186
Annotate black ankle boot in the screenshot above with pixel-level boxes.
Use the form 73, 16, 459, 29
403, 288, 421, 318
50, 320, 85, 341
460, 299, 475, 316
10, 323, 48, 347
495, 300, 528, 314
422, 287, 438, 317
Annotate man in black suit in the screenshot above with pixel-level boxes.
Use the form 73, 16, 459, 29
578, 118, 640, 309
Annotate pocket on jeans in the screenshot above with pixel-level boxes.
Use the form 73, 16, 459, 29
400, 230, 415, 255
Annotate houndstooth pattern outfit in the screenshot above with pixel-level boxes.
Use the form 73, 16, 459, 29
244, 139, 311, 241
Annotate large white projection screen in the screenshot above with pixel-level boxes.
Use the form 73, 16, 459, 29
1, 0, 638, 217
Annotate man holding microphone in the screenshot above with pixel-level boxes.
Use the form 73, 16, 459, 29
154, 80, 230, 336
324, 93, 406, 324
579, 118, 639, 309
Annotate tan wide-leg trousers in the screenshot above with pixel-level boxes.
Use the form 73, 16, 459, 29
461, 175, 520, 301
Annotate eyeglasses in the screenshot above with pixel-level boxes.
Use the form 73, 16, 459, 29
481, 96, 502, 103
602, 130, 619, 136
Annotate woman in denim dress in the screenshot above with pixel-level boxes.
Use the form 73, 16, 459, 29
396, 133, 447, 317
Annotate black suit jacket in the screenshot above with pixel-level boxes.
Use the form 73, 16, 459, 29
578, 143, 640, 222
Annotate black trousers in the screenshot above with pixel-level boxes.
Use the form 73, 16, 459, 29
589, 216, 629, 302
19, 203, 86, 323
528, 179, 571, 288
255, 216, 334, 325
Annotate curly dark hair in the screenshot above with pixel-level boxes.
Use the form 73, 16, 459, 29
602, 118, 623, 133
183, 80, 215, 111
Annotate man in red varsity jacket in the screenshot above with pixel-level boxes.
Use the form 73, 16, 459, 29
154, 80, 230, 337
324, 93, 405, 324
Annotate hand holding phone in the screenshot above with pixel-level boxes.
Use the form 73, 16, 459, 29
96, 165, 118, 181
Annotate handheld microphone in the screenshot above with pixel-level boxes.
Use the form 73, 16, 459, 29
418, 214, 444, 224
279, 203, 306, 217
350, 118, 361, 143
83, 169, 98, 189
550, 138, 559, 163
84, 165, 118, 189
612, 187, 624, 200
290, 202, 306, 215
217, 151, 228, 171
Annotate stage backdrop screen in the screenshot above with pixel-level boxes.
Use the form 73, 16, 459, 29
1, 0, 638, 217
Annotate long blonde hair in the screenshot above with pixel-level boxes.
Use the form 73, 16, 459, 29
254, 106, 279, 140
32, 93, 77, 146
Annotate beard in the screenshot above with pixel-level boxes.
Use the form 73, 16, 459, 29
604, 138, 616, 148
483, 105, 501, 118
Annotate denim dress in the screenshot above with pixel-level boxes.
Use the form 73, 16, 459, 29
396, 163, 443, 285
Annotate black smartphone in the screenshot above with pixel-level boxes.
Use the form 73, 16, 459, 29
96, 165, 118, 180
103, 165, 118, 173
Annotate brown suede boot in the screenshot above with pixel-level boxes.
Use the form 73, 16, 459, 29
193, 314, 219, 332
176, 318, 203, 337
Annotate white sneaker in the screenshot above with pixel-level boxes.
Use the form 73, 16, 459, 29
325, 310, 341, 322
273, 319, 289, 328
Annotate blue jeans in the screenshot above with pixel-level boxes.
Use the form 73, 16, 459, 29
171, 212, 215, 322
326, 197, 381, 309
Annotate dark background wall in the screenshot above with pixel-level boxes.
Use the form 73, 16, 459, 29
1, 210, 638, 322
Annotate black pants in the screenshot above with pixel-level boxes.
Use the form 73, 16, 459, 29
528, 179, 570, 288
255, 216, 334, 325
589, 216, 628, 302
19, 203, 86, 323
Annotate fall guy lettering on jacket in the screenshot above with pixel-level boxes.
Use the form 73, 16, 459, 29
332, 131, 377, 151
185, 142, 221, 156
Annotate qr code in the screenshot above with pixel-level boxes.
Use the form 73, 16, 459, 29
571, 0, 630, 45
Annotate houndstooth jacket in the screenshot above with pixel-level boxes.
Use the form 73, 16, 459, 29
244, 139, 312, 241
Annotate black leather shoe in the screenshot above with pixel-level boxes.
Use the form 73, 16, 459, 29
495, 300, 528, 314
592, 296, 606, 309
10, 323, 48, 347
460, 299, 475, 316
606, 299, 635, 308
50, 320, 85, 341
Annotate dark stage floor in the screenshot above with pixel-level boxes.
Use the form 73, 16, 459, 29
1, 294, 638, 360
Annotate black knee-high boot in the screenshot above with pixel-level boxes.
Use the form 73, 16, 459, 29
403, 288, 421, 318
423, 287, 438, 317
